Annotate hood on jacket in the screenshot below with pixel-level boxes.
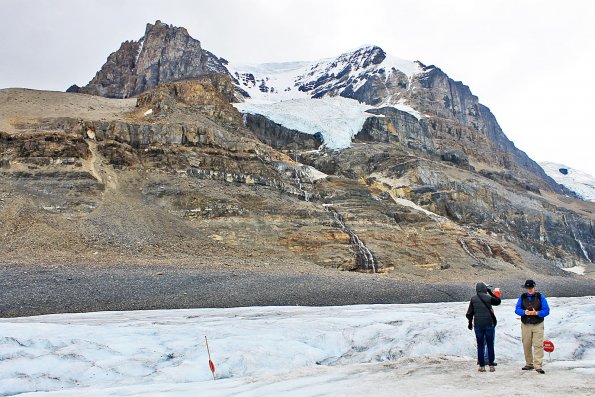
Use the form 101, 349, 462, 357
476, 282, 488, 294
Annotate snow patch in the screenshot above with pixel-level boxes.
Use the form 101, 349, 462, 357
539, 161, 595, 202
381, 53, 423, 77
303, 165, 328, 181
390, 98, 423, 120
562, 266, 585, 275
391, 196, 446, 221
135, 38, 144, 63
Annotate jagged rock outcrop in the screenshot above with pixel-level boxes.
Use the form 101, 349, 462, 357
136, 75, 242, 127
296, 46, 391, 101
440, 150, 469, 166
80, 21, 229, 98
66, 85, 80, 93
355, 107, 435, 153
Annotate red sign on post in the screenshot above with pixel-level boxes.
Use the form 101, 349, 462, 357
543, 340, 554, 353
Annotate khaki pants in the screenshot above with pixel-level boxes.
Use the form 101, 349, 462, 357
521, 322, 544, 368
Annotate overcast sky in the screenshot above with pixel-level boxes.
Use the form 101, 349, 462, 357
1, 0, 593, 176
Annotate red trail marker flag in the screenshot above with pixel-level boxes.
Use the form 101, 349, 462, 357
205, 336, 216, 380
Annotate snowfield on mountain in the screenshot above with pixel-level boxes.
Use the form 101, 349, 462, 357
539, 161, 595, 202
234, 97, 377, 149
1, 297, 594, 396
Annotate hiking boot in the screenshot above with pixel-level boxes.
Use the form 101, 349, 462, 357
477, 361, 497, 366
535, 368, 545, 374
489, 366, 495, 372
522, 365, 534, 370
478, 367, 486, 372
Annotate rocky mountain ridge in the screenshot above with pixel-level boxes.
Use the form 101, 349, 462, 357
230, 46, 566, 198
71, 20, 580, 199
78, 21, 230, 99
1, 21, 592, 280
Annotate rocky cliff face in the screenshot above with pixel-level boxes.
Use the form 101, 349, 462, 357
405, 66, 560, 191
291, 51, 565, 194
356, 107, 435, 154
34, 21, 592, 274
242, 114, 323, 151
80, 21, 229, 98
1, 82, 593, 278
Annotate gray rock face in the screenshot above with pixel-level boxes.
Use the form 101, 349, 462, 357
349, 62, 566, 194
357, 107, 435, 153
80, 21, 229, 98
242, 114, 323, 151
80, 40, 142, 98
299, 143, 594, 267
297, 46, 387, 99
440, 150, 469, 166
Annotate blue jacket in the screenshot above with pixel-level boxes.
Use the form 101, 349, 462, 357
515, 292, 550, 318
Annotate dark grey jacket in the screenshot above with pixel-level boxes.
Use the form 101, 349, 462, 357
466, 282, 501, 327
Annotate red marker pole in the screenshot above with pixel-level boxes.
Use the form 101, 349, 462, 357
205, 336, 216, 380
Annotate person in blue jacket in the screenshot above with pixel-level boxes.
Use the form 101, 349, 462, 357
515, 279, 550, 374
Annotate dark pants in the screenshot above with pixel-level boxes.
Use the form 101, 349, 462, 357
475, 325, 495, 366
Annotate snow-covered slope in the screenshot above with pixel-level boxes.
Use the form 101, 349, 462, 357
235, 97, 377, 149
539, 162, 595, 202
230, 45, 424, 150
230, 45, 422, 103
1, 297, 594, 396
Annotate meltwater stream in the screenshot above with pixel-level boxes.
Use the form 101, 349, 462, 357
324, 205, 379, 272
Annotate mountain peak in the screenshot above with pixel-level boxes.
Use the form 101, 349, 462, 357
145, 19, 190, 38
80, 20, 226, 98
336, 45, 386, 69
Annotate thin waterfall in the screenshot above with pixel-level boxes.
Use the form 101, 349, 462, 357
577, 239, 591, 262
567, 221, 592, 262
325, 205, 379, 272
458, 238, 481, 262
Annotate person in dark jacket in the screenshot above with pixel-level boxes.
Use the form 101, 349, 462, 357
514, 279, 550, 374
466, 282, 501, 372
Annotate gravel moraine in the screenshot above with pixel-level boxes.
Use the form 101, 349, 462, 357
1, 263, 594, 317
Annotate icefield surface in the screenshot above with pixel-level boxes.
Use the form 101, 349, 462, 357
1, 297, 594, 396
